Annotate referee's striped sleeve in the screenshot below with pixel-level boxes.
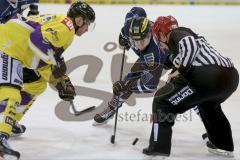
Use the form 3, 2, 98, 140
178, 36, 199, 71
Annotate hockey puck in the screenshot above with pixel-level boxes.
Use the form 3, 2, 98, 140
132, 138, 139, 145
202, 133, 208, 140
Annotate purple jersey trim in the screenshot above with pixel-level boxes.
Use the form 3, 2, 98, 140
30, 25, 53, 56
0, 99, 8, 113
20, 92, 34, 105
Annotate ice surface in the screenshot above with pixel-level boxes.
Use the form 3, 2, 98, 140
10, 4, 240, 160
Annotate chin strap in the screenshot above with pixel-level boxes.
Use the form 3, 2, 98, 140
75, 23, 85, 33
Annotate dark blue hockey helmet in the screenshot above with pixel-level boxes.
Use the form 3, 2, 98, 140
124, 7, 147, 38
125, 7, 147, 22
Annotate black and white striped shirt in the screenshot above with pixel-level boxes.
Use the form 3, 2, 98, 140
168, 27, 233, 73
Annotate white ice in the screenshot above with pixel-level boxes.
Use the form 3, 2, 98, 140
9, 4, 240, 160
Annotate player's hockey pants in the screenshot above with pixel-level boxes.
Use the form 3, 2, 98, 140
0, 53, 47, 136
16, 76, 47, 121
0, 52, 23, 136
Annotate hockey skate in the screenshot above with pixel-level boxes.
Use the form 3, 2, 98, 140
142, 147, 169, 160
93, 105, 116, 126
11, 123, 26, 137
93, 95, 125, 126
0, 134, 20, 160
206, 141, 234, 158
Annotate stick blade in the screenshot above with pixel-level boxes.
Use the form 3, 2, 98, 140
74, 106, 96, 116
110, 135, 115, 144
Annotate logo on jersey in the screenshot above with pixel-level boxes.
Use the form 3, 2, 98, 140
17, 63, 23, 80
5, 116, 16, 126
41, 15, 55, 23
61, 18, 74, 31
1, 53, 9, 81
144, 53, 154, 67
46, 28, 59, 42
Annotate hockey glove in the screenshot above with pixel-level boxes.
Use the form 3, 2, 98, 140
27, 4, 39, 16
52, 58, 67, 79
27, 10, 39, 16
163, 54, 174, 70
55, 75, 76, 101
119, 27, 131, 50
113, 80, 132, 96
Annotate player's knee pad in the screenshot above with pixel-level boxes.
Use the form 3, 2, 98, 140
15, 92, 38, 121
14, 77, 47, 121
0, 87, 21, 135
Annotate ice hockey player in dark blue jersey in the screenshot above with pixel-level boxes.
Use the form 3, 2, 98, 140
0, 0, 39, 23
94, 7, 168, 125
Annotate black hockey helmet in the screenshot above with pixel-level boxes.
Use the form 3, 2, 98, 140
129, 17, 150, 40
67, 1, 95, 23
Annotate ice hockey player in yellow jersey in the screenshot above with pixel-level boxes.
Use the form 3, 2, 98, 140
0, 1, 95, 159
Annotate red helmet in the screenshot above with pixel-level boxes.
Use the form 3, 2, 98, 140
153, 16, 178, 38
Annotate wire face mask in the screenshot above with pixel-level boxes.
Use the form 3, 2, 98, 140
132, 32, 151, 51
76, 18, 96, 32
83, 18, 96, 32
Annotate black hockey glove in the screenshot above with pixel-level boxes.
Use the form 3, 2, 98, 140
119, 27, 131, 50
51, 47, 66, 79
113, 80, 132, 96
52, 58, 67, 79
163, 54, 174, 70
55, 75, 76, 101
27, 10, 39, 16
27, 4, 39, 16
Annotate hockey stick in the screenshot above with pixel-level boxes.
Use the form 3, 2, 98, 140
48, 49, 96, 116
70, 100, 96, 116
60, 76, 96, 116
110, 48, 126, 144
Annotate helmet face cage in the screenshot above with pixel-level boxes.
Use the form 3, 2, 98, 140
132, 31, 151, 51
129, 17, 152, 50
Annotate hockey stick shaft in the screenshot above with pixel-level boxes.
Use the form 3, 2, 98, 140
111, 48, 126, 144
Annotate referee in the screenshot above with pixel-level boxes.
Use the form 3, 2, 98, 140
143, 15, 239, 158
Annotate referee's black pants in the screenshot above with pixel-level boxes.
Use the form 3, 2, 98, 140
149, 66, 239, 155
